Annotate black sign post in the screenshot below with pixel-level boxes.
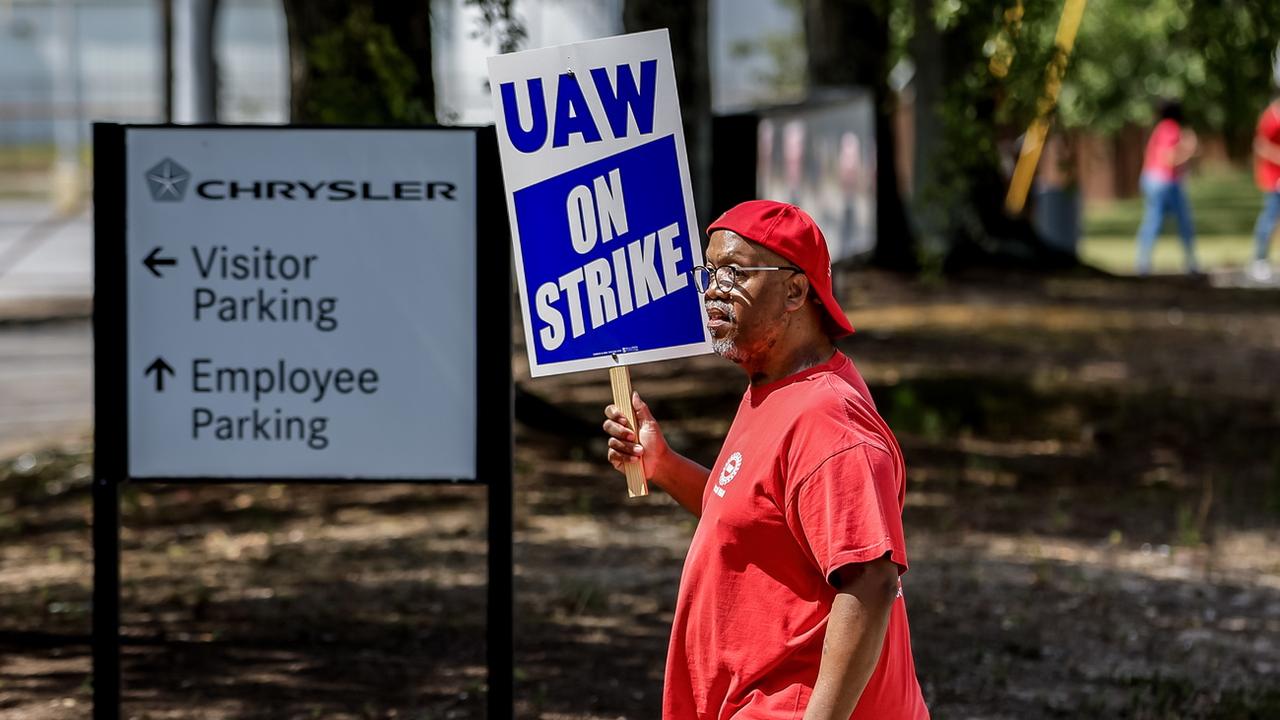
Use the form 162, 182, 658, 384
91, 123, 514, 718
92, 123, 127, 717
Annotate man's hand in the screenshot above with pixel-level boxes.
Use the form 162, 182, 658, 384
603, 391, 669, 479
802, 556, 902, 720
602, 391, 711, 517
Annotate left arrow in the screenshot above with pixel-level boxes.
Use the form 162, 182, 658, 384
144, 357, 175, 392
143, 247, 177, 277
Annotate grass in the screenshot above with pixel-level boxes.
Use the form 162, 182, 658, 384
1080, 165, 1266, 274
0, 144, 93, 199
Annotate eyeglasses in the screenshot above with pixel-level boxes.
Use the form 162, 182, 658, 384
691, 262, 803, 294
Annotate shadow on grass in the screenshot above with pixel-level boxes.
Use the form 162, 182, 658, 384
908, 549, 1280, 719
117, 574, 487, 719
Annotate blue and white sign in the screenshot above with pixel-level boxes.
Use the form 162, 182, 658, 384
488, 30, 711, 377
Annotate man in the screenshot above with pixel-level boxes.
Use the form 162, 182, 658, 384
1134, 99, 1199, 276
602, 201, 929, 719
1250, 93, 1280, 282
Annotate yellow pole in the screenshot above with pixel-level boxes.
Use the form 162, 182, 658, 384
1004, 0, 1088, 215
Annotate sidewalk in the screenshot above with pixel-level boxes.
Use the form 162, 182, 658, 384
0, 201, 93, 458
0, 200, 92, 321
0, 320, 92, 460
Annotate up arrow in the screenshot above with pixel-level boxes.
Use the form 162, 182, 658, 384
144, 357, 175, 392
143, 247, 177, 277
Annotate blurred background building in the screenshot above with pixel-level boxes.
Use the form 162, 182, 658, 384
0, 0, 288, 197
1, 0, 1275, 300
0, 0, 849, 306
0, 0, 814, 199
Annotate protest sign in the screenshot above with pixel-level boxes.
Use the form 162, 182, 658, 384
489, 30, 711, 496
488, 29, 710, 376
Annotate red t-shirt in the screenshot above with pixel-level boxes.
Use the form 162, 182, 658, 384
1142, 119, 1183, 182
1255, 104, 1280, 192
663, 351, 929, 720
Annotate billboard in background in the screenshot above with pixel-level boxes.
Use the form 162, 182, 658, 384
757, 94, 877, 263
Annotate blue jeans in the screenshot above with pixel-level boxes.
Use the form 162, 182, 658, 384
1253, 191, 1280, 261
1136, 173, 1198, 274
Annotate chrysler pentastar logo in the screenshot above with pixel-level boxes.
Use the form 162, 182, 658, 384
145, 158, 190, 201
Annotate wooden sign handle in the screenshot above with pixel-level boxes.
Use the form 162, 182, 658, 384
609, 365, 649, 498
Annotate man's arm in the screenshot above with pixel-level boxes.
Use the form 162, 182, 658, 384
802, 555, 902, 720
1171, 129, 1198, 167
1255, 135, 1280, 167
604, 391, 710, 517
645, 452, 713, 518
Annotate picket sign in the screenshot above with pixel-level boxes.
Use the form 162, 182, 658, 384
608, 365, 647, 497
488, 30, 712, 498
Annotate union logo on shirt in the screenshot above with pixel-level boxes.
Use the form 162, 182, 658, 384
713, 451, 742, 498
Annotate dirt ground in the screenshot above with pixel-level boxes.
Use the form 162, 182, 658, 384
2, 269, 1279, 719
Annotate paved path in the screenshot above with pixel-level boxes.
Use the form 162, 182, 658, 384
0, 320, 91, 458
0, 201, 92, 306
0, 201, 91, 456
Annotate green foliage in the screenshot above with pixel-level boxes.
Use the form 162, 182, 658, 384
303, 5, 432, 125
905, 1, 1066, 254
921, 0, 1280, 143
1057, 0, 1280, 154
1057, 0, 1197, 134
1183, 0, 1280, 154
901, 0, 1280, 256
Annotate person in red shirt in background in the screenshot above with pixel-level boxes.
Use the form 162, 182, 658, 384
1250, 94, 1280, 282
602, 201, 929, 720
1135, 100, 1200, 275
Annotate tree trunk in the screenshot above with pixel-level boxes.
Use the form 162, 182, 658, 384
804, 0, 917, 271
624, 0, 712, 229
910, 0, 1078, 271
281, 0, 434, 124
909, 0, 944, 255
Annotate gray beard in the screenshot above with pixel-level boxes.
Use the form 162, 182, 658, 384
712, 336, 743, 361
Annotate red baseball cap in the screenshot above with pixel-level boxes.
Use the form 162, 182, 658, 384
706, 200, 854, 337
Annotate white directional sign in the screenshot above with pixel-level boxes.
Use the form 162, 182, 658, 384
123, 128, 477, 479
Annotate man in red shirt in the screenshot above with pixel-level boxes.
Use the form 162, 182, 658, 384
1135, 100, 1199, 275
1250, 95, 1280, 282
603, 201, 929, 719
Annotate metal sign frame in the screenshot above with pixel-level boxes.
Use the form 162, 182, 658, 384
91, 123, 513, 719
